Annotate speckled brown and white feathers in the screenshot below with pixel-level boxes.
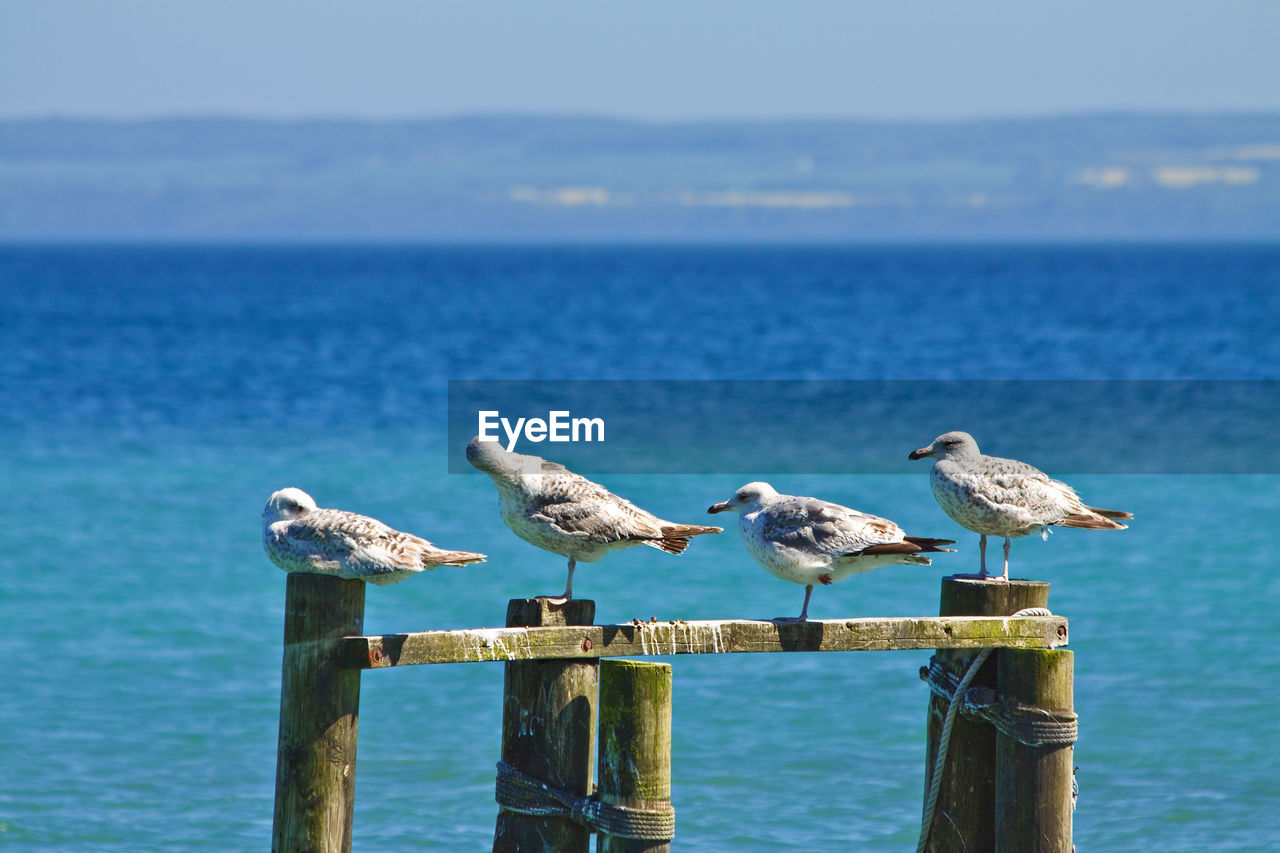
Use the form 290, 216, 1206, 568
708, 482, 955, 588
908, 431, 1132, 539
263, 487, 486, 585
465, 437, 721, 564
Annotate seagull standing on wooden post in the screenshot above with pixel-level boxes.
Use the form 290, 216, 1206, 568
263, 487, 486, 584
908, 431, 1132, 581
466, 437, 722, 602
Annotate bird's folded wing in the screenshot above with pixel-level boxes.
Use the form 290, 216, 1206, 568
279, 519, 357, 570
529, 496, 664, 544
286, 515, 359, 548
975, 470, 1083, 518
289, 511, 421, 572
762, 497, 901, 557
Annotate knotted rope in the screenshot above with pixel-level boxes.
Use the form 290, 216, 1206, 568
494, 760, 676, 841
921, 658, 1078, 747
915, 607, 1076, 853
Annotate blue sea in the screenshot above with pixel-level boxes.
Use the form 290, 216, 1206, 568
2, 244, 1278, 851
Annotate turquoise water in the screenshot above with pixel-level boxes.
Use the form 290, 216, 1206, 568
2, 245, 1278, 850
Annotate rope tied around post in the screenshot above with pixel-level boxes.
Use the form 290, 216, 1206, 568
494, 760, 676, 841
916, 606, 1074, 853
920, 658, 1078, 747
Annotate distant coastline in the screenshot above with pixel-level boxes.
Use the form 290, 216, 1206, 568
2, 113, 1277, 242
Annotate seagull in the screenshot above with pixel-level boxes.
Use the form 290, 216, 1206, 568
908, 431, 1132, 581
708, 482, 955, 621
263, 487, 486, 584
466, 437, 722, 601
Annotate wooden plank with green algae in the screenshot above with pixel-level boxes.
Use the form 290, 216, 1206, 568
335, 614, 1068, 670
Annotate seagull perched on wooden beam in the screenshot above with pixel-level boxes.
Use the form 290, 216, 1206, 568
709, 481, 954, 621
467, 437, 721, 602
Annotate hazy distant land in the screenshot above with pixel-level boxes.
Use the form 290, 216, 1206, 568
1, 114, 1277, 241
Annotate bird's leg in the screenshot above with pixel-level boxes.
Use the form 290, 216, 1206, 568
950, 535, 989, 580
562, 557, 575, 600
544, 557, 575, 603
775, 585, 813, 622
1000, 537, 1011, 582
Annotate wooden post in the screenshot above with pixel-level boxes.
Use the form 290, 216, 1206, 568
922, 577, 1050, 853
995, 649, 1074, 853
272, 573, 366, 853
597, 660, 673, 853
494, 599, 598, 853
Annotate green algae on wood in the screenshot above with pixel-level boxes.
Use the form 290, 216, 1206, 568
338, 614, 1067, 669
922, 578, 1050, 853
272, 573, 365, 853
598, 660, 673, 853
493, 599, 597, 853
995, 648, 1074, 853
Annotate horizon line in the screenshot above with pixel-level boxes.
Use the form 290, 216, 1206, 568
4, 108, 1280, 126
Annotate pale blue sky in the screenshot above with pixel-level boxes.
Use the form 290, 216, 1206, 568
3, 1, 1279, 120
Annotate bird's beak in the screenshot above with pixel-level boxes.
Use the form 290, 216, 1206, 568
707, 502, 732, 514
908, 446, 932, 461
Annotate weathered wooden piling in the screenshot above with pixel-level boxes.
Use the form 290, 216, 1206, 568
272, 573, 366, 853
493, 598, 599, 853
995, 648, 1074, 853
597, 660, 674, 853
922, 577, 1051, 853
269, 567, 1072, 850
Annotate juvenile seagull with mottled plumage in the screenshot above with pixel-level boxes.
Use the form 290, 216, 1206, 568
909, 431, 1132, 581
466, 437, 722, 602
263, 487, 486, 584
708, 482, 955, 621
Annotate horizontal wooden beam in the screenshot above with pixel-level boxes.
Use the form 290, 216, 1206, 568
334, 615, 1069, 670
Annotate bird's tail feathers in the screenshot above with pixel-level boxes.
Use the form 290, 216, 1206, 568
1057, 512, 1128, 530
660, 523, 723, 539
1087, 505, 1133, 521
648, 537, 690, 555
902, 536, 958, 553
861, 537, 957, 556
644, 523, 722, 555
426, 549, 488, 567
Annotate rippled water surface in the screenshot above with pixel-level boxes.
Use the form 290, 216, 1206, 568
2, 244, 1278, 850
